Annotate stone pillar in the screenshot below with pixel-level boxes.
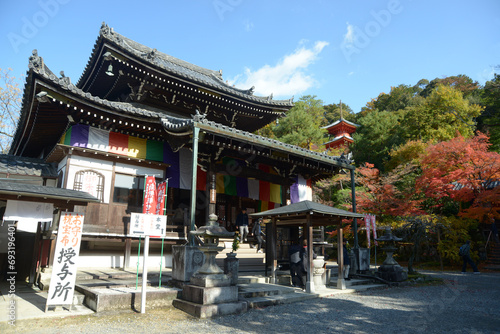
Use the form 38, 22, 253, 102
224, 253, 239, 285
312, 256, 325, 290
171, 245, 205, 283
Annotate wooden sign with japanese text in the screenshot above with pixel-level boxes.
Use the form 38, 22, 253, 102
130, 212, 167, 238
46, 212, 84, 307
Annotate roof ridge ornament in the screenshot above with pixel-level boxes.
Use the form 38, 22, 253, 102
192, 109, 207, 123
59, 71, 71, 86
100, 22, 112, 36
28, 49, 44, 74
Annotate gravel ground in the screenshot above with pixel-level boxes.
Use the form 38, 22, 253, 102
2, 271, 499, 334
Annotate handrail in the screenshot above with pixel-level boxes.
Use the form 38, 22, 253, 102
485, 231, 492, 250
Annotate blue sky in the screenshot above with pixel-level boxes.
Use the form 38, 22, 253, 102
1, 0, 499, 113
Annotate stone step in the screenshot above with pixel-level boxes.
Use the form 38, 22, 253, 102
238, 282, 296, 299
77, 285, 180, 312
73, 291, 85, 305
238, 275, 269, 284
329, 277, 375, 287
75, 276, 171, 289
241, 290, 317, 309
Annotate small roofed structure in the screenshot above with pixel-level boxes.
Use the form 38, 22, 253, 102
250, 200, 365, 292
322, 103, 359, 150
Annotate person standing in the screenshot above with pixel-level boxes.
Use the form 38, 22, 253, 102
252, 218, 265, 253
235, 208, 249, 243
288, 240, 303, 289
300, 238, 316, 289
343, 238, 351, 280
460, 240, 480, 274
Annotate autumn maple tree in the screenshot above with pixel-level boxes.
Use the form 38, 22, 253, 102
356, 162, 424, 219
416, 132, 500, 222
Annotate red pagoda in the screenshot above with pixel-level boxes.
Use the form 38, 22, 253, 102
323, 103, 359, 150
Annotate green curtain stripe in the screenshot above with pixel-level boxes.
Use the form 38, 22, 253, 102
224, 175, 237, 196
146, 140, 164, 162
63, 127, 72, 145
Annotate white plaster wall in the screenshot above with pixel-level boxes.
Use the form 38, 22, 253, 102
78, 250, 173, 269
57, 156, 68, 186
66, 156, 113, 203
115, 162, 165, 179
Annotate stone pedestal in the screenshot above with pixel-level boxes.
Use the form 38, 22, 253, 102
172, 245, 205, 283
173, 269, 247, 318
377, 263, 408, 282
376, 248, 408, 282
312, 256, 325, 290
172, 213, 246, 318
224, 253, 239, 285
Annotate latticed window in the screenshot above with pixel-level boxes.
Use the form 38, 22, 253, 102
74, 169, 105, 202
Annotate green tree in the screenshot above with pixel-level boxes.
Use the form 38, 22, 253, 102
351, 109, 406, 170
273, 95, 326, 149
0, 68, 22, 153
479, 73, 500, 151
419, 75, 480, 98
323, 101, 355, 126
403, 84, 483, 143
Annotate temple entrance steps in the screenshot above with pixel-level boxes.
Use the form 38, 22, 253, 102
485, 243, 500, 270
216, 238, 266, 273
329, 275, 387, 291
238, 282, 317, 308
72, 268, 179, 312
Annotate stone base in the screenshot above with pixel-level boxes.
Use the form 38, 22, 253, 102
377, 264, 408, 282
223, 255, 239, 286
190, 273, 231, 287
182, 285, 238, 305
172, 246, 205, 282
172, 299, 247, 319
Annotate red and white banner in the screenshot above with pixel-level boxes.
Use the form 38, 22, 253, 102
143, 176, 157, 214
364, 214, 371, 248
155, 180, 168, 215
371, 215, 378, 246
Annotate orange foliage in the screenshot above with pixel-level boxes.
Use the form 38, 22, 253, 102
417, 132, 500, 222
357, 162, 424, 217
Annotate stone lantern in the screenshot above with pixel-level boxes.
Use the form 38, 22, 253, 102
173, 213, 247, 318
375, 227, 408, 282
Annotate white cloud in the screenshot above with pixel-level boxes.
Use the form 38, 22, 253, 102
343, 22, 355, 45
228, 41, 328, 97
479, 67, 495, 83
348, 71, 354, 76
243, 19, 254, 32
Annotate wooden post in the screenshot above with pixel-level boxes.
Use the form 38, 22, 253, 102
350, 169, 359, 250
306, 214, 314, 293
124, 238, 132, 269
270, 218, 277, 284
189, 126, 200, 246
29, 222, 42, 285
337, 227, 346, 290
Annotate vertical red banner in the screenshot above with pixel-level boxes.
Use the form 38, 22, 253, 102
155, 181, 167, 215
143, 176, 157, 214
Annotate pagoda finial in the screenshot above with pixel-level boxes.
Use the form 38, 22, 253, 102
340, 99, 343, 120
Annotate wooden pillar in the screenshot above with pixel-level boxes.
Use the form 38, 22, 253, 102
189, 126, 200, 246
207, 163, 216, 217
270, 218, 278, 283
337, 227, 346, 289
306, 214, 314, 293
123, 238, 132, 269
29, 221, 42, 286
350, 169, 359, 250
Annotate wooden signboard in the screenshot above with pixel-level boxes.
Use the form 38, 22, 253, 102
46, 212, 84, 311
